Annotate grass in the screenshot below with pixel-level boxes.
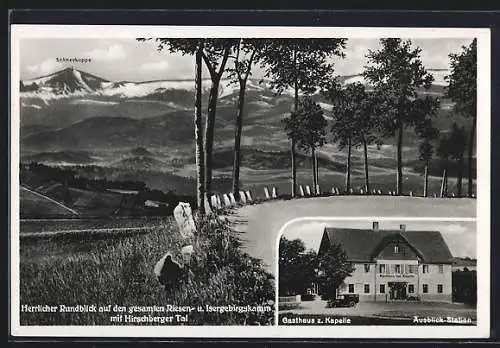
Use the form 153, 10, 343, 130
19, 213, 274, 326
20, 217, 164, 234
20, 187, 77, 218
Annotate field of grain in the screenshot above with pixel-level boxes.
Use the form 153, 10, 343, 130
19, 214, 274, 326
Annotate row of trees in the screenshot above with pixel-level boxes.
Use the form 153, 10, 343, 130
285, 39, 477, 197
139, 38, 346, 215
139, 37, 477, 215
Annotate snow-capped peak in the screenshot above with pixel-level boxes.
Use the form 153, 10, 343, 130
341, 68, 450, 87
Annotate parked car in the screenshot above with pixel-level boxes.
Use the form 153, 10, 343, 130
326, 294, 359, 308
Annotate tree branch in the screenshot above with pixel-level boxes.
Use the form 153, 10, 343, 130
201, 51, 217, 79
217, 44, 232, 78
235, 41, 242, 82
243, 49, 257, 82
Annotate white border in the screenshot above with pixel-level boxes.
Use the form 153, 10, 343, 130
10, 25, 490, 338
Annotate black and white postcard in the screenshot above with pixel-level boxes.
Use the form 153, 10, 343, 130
9, 25, 490, 338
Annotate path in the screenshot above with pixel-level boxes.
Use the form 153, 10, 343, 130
229, 196, 476, 275
20, 185, 80, 216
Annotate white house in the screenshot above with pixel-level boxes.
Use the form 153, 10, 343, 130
318, 222, 454, 303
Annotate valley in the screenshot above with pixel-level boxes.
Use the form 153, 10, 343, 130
18, 67, 476, 219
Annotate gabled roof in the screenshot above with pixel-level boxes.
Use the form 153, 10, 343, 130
322, 227, 454, 263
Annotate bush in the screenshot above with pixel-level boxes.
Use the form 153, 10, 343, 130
20, 213, 274, 325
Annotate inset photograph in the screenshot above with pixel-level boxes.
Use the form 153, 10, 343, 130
278, 219, 477, 325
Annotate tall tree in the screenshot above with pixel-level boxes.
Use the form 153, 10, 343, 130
448, 123, 467, 197
326, 82, 378, 193
447, 39, 477, 197
283, 96, 327, 191
415, 118, 439, 197
317, 243, 354, 301
437, 132, 451, 197
138, 39, 238, 208
194, 47, 205, 214
226, 39, 260, 199
259, 39, 347, 197
279, 237, 318, 296
363, 39, 439, 195
438, 123, 467, 197
358, 91, 386, 194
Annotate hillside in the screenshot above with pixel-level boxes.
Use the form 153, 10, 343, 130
20, 186, 79, 218
19, 67, 476, 204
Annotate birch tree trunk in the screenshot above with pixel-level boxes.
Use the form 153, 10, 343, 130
232, 80, 247, 199
346, 135, 352, 193
396, 119, 404, 196
363, 138, 370, 194
194, 48, 205, 215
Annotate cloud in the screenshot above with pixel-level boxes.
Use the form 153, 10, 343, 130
25, 59, 63, 76
85, 44, 126, 62
140, 60, 170, 71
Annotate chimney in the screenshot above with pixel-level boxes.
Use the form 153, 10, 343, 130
372, 221, 379, 231
400, 224, 406, 232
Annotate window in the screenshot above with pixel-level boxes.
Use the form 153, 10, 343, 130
408, 284, 415, 293
394, 245, 400, 253
422, 265, 429, 274
439, 264, 444, 273
437, 284, 443, 294
348, 284, 354, 293
380, 284, 385, 294
364, 284, 370, 294
379, 264, 386, 274
364, 264, 370, 273
408, 265, 417, 274
423, 284, 428, 293
400, 246, 406, 256
395, 264, 401, 274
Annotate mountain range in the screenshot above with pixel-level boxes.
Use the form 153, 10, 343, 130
19, 67, 467, 197
21, 66, 450, 99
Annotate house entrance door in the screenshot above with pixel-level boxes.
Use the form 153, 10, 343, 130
388, 282, 407, 300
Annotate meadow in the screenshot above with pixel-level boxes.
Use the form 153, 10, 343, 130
19, 212, 274, 326
20, 217, 165, 234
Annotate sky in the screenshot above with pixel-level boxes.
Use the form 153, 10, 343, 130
19, 38, 473, 81
281, 219, 477, 259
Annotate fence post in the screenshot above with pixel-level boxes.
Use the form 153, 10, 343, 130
239, 191, 247, 204
440, 169, 447, 198
228, 192, 236, 206
305, 185, 311, 196
223, 194, 231, 207
264, 187, 270, 200
245, 190, 253, 203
